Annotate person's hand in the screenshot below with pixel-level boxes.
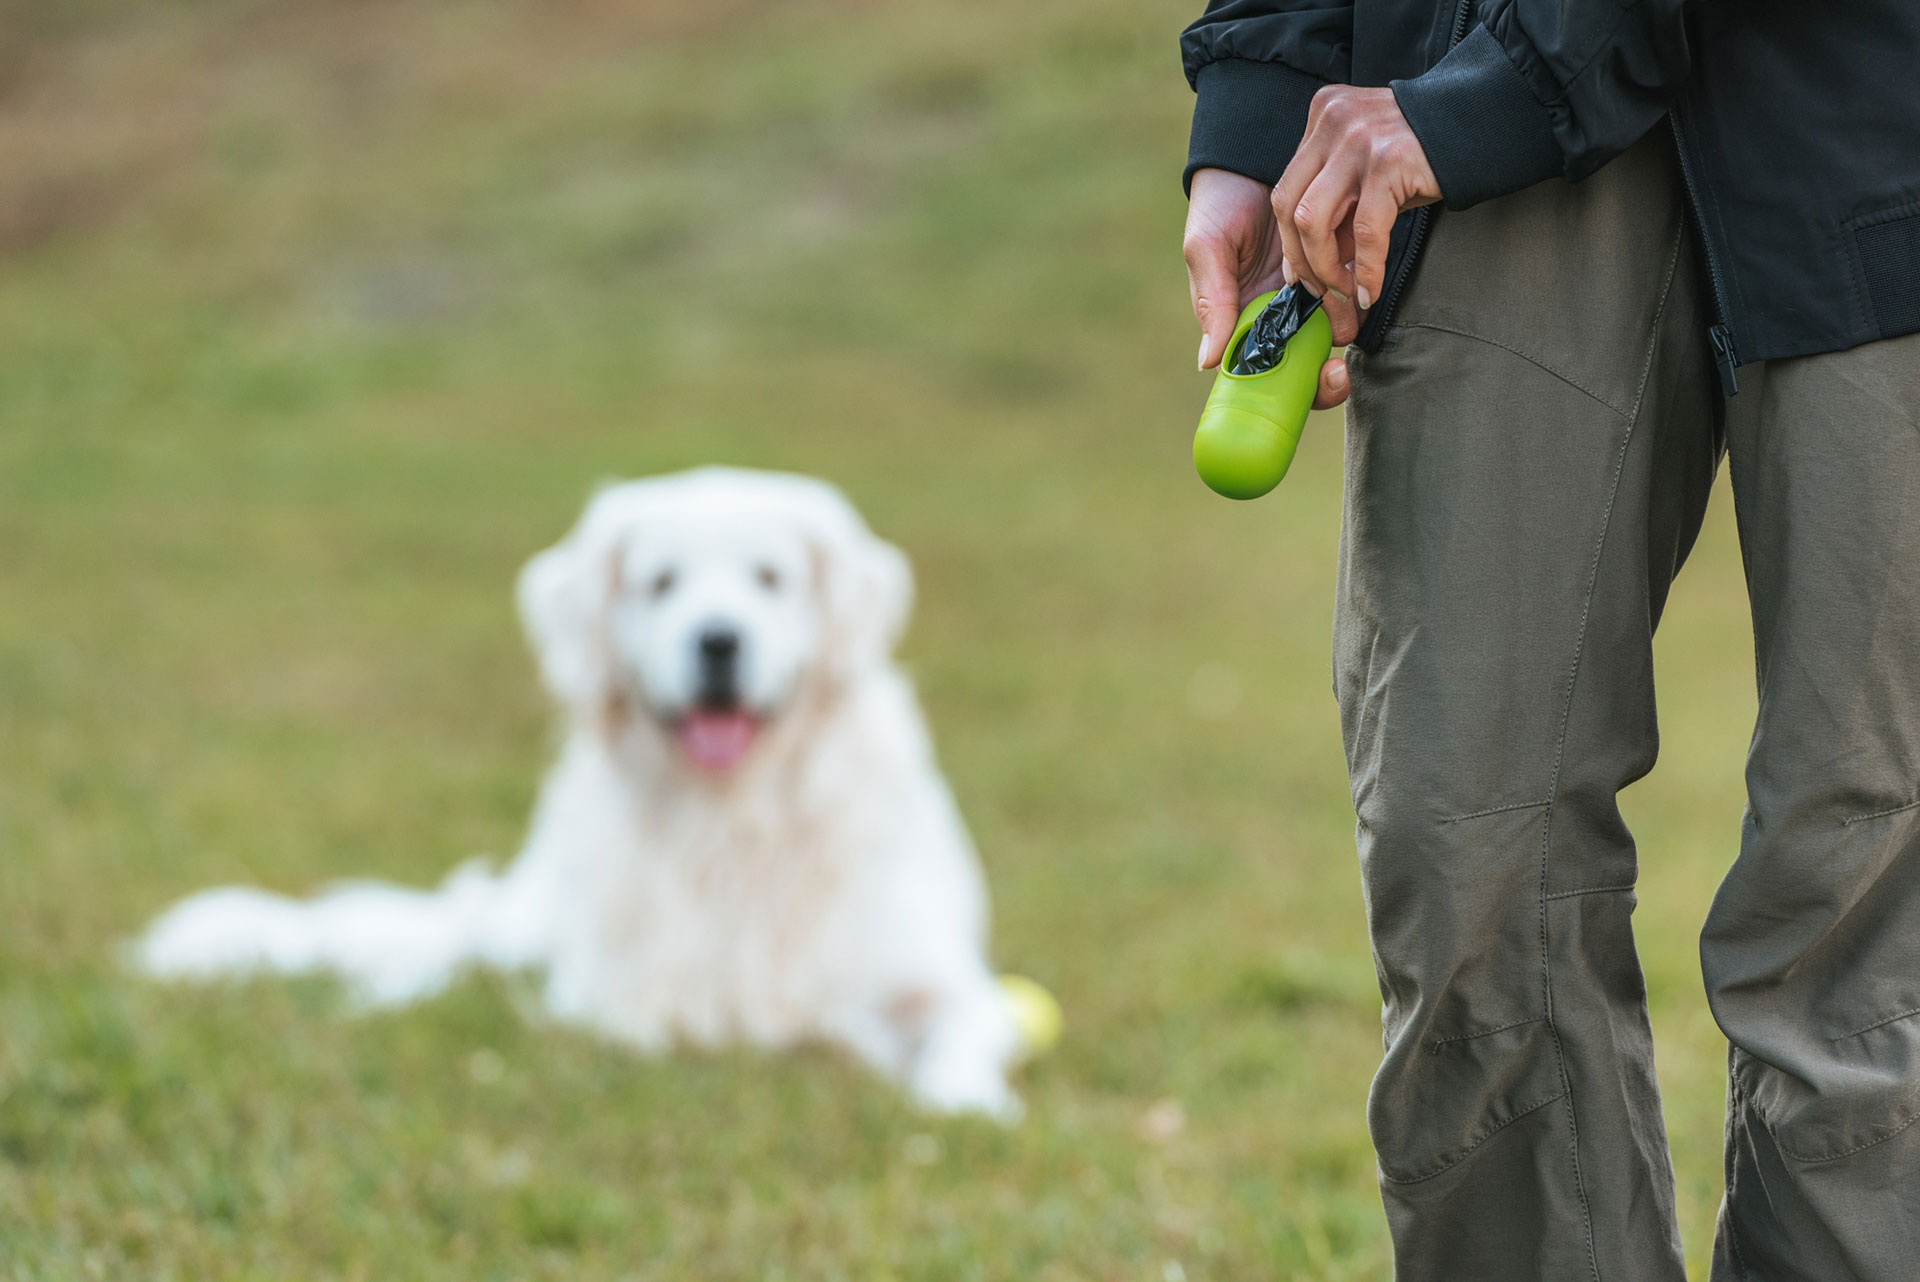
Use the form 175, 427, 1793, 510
1272, 85, 1440, 311
1184, 167, 1357, 408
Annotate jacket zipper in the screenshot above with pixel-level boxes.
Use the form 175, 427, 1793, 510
1359, 0, 1473, 347
1668, 107, 1740, 396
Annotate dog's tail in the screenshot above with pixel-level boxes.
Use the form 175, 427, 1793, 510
130, 858, 547, 1007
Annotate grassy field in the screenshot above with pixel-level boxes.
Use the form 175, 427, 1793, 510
0, 1, 1758, 1277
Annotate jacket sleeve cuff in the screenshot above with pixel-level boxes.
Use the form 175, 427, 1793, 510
1390, 25, 1561, 211
1185, 58, 1325, 196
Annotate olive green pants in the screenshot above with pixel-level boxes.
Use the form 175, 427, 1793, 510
1338, 130, 1920, 1280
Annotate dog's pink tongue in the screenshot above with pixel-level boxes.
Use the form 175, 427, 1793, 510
677, 710, 757, 771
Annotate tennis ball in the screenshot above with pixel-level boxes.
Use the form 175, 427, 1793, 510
998, 974, 1062, 1056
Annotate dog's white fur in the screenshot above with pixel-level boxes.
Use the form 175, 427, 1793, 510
134, 468, 1024, 1118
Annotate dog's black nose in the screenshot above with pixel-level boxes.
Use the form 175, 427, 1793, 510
696, 626, 742, 708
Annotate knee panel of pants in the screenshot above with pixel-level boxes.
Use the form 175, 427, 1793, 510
1722, 1055, 1920, 1282
1370, 1016, 1568, 1186
1712, 805, 1920, 1164
1358, 797, 1568, 1180
1732, 1036, 1920, 1166
1361, 800, 1550, 1043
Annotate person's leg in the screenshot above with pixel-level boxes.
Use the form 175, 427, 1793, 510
1338, 130, 1720, 1280
1706, 333, 1920, 1281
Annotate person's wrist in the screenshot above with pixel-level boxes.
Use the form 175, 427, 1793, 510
1188, 167, 1266, 202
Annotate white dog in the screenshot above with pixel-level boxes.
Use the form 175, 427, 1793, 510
135, 468, 1026, 1118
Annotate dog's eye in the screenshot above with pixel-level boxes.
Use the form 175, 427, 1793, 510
649, 570, 677, 599
755, 565, 782, 592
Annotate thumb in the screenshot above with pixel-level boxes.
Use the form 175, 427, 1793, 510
1185, 242, 1243, 372
1312, 354, 1351, 410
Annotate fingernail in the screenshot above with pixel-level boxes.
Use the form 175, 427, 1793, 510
1197, 333, 1214, 370
1330, 362, 1349, 389
1282, 258, 1296, 286
1357, 286, 1372, 309
1328, 287, 1349, 303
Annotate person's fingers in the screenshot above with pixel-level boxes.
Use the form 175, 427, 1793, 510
1272, 147, 1325, 297
1320, 292, 1360, 346
1295, 155, 1362, 301
1312, 355, 1350, 410
1182, 234, 1243, 371
1349, 170, 1400, 311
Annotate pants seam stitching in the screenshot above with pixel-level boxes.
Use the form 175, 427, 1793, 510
1737, 1044, 1920, 1163
1725, 1068, 1754, 1282
1430, 1015, 1547, 1052
1534, 217, 1683, 1282
1833, 1004, 1920, 1041
1771, 1101, 1920, 1164
1395, 321, 1632, 420
1542, 883, 1638, 902
1620, 225, 1686, 425
1378, 1091, 1567, 1185
1440, 798, 1550, 824
1839, 798, 1920, 827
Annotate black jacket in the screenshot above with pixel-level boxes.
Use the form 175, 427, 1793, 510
1182, 1, 1920, 378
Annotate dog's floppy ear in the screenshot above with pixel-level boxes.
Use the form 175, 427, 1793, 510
517, 504, 619, 716
803, 490, 914, 683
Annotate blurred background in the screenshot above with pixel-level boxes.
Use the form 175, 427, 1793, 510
0, 0, 1757, 1277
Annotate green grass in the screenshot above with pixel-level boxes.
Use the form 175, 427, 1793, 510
0, 1, 1755, 1277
